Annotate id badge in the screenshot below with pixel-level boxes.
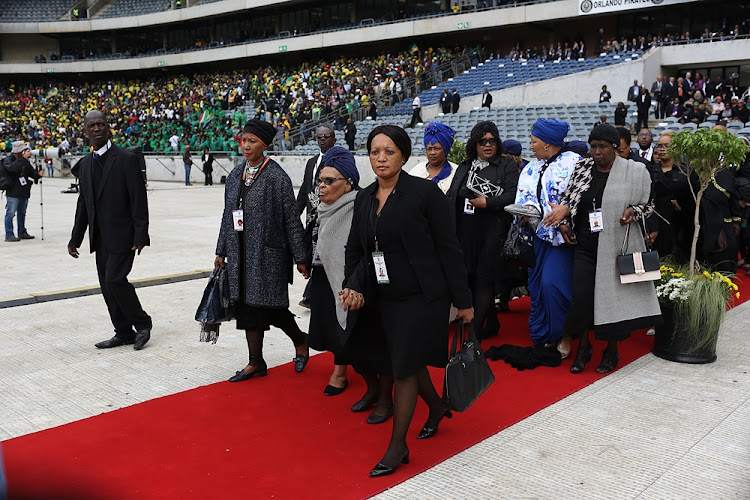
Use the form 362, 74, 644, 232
463, 198, 475, 215
232, 210, 244, 231
588, 209, 604, 232
372, 251, 390, 284
18, 176, 27, 186
312, 247, 322, 267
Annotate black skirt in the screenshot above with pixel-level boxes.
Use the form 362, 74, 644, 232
234, 302, 296, 332
308, 266, 353, 365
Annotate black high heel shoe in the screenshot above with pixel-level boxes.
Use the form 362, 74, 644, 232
228, 362, 268, 382
569, 344, 592, 374
369, 448, 409, 478
416, 409, 453, 439
596, 349, 620, 374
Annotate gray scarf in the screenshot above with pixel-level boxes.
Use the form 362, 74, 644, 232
316, 190, 358, 329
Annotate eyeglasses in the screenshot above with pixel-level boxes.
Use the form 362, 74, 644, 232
638, 133, 652, 137
654, 144, 669, 150
316, 177, 347, 185
317, 134, 333, 139
478, 138, 498, 147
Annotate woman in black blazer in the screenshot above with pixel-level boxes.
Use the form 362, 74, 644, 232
447, 121, 519, 339
342, 125, 474, 477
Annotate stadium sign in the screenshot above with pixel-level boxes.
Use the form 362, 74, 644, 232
578, 0, 697, 15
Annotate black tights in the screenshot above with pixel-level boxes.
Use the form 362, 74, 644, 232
245, 316, 306, 366
473, 283, 499, 337
379, 367, 444, 467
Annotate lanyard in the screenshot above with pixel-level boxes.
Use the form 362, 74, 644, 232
238, 157, 270, 209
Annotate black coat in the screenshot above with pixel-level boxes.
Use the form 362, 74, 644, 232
637, 93, 652, 114
2, 155, 40, 199
296, 153, 321, 216
446, 155, 519, 278
343, 171, 472, 309
481, 93, 493, 108
69, 145, 149, 253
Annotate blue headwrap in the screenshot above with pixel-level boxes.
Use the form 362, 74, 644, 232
320, 145, 360, 189
502, 139, 522, 157
531, 119, 570, 147
423, 122, 455, 184
565, 140, 589, 156
423, 122, 456, 154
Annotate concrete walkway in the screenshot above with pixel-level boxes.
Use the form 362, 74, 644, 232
1, 177, 748, 498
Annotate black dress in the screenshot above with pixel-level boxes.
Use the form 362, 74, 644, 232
647, 163, 692, 260
343, 173, 472, 379
563, 167, 630, 342
308, 266, 353, 365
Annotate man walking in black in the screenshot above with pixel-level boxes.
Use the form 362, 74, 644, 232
451, 88, 461, 114
68, 110, 152, 350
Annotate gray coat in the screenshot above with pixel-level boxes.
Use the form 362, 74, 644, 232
216, 159, 307, 308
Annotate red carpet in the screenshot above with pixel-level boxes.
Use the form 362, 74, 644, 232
4, 276, 749, 500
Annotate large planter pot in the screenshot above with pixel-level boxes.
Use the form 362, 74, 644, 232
653, 304, 717, 364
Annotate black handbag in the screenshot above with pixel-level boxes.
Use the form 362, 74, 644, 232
443, 319, 496, 412
195, 267, 234, 343
616, 221, 661, 284
502, 219, 536, 268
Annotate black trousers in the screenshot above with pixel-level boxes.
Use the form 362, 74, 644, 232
95, 247, 152, 339
636, 112, 649, 132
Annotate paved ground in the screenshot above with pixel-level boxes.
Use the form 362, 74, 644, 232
1, 177, 748, 498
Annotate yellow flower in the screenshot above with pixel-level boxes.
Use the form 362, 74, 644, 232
673, 273, 683, 278
736, 292, 741, 299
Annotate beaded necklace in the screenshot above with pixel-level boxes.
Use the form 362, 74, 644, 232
243, 157, 270, 187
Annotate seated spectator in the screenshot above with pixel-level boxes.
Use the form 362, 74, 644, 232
712, 96, 726, 115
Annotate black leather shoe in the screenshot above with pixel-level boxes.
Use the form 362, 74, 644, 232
417, 409, 453, 439
95, 336, 134, 349
369, 448, 409, 478
323, 380, 348, 396
19, 232, 35, 240
293, 354, 309, 373
229, 363, 268, 382
351, 395, 378, 412
366, 405, 393, 425
134, 328, 151, 350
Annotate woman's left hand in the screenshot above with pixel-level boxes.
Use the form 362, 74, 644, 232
542, 203, 570, 228
297, 263, 310, 279
456, 307, 474, 324
469, 195, 487, 209
620, 207, 635, 226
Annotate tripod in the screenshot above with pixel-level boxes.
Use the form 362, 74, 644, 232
32, 156, 45, 240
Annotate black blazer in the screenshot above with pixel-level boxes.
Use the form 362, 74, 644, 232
69, 144, 150, 253
343, 171, 472, 309
296, 153, 320, 216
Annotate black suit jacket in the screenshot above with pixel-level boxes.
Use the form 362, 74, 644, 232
637, 93, 652, 114
343, 171, 472, 309
296, 153, 321, 216
481, 93, 493, 108
69, 144, 150, 253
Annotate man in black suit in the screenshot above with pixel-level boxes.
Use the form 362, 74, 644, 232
296, 124, 336, 308
68, 110, 152, 350
296, 124, 336, 218
451, 88, 461, 113
636, 86, 651, 132
440, 89, 451, 114
627, 79, 640, 102
651, 75, 665, 119
481, 88, 493, 109
664, 76, 678, 105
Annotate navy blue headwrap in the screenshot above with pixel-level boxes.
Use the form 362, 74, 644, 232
531, 119, 570, 147
565, 140, 589, 156
502, 139, 522, 157
320, 145, 360, 189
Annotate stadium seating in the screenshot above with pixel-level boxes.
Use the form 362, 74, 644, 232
382, 52, 644, 116
99, 0, 169, 19
0, 0, 77, 22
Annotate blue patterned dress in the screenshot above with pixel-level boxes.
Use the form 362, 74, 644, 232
514, 151, 580, 345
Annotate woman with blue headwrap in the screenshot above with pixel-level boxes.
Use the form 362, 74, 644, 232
409, 122, 457, 194
447, 121, 520, 340
514, 118, 581, 358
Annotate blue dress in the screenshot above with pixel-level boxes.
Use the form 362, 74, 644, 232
514, 151, 580, 345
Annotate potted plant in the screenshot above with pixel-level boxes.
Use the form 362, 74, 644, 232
653, 264, 740, 363
652, 128, 747, 363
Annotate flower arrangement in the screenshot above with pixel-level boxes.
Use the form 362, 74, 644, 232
655, 264, 740, 355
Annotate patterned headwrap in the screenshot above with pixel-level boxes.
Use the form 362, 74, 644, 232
423, 122, 456, 154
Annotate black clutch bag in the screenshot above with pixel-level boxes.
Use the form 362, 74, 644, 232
616, 222, 661, 284
443, 319, 495, 412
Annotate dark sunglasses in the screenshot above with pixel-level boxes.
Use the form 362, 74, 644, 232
478, 138, 498, 146
316, 177, 347, 185
317, 134, 334, 139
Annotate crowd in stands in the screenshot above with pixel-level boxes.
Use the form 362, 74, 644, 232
1, 46, 458, 155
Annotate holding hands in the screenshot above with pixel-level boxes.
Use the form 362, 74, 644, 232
340, 288, 365, 311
